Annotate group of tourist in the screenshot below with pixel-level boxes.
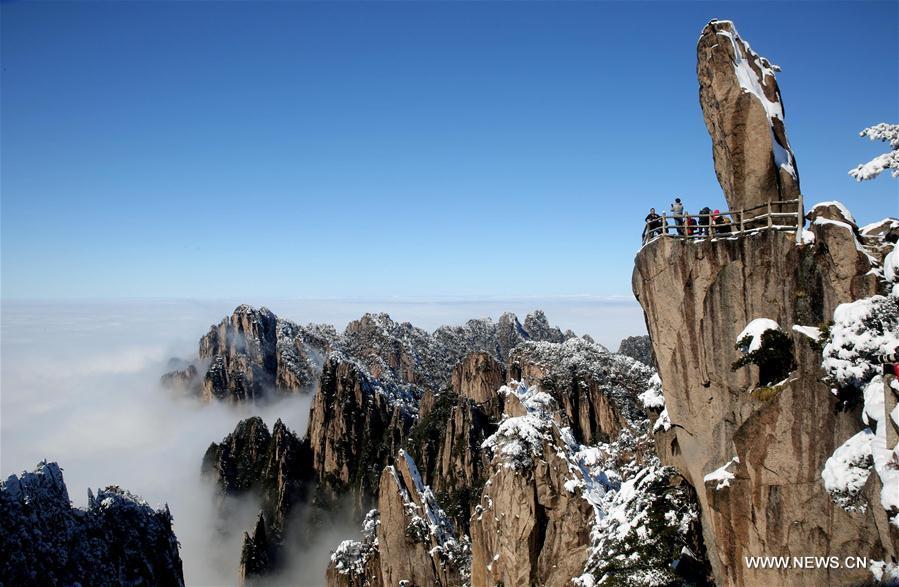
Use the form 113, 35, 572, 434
642, 198, 733, 243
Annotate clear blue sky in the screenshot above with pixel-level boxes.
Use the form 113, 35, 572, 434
2, 1, 897, 300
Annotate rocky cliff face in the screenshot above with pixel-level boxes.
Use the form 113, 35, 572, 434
202, 416, 310, 539
325, 339, 710, 587
633, 206, 898, 585
186, 309, 589, 585
307, 356, 415, 510
618, 334, 657, 368
0, 461, 184, 586
197, 305, 329, 401
698, 19, 800, 213
328, 450, 469, 587
509, 338, 648, 445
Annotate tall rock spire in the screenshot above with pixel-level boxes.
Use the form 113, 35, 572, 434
698, 19, 800, 212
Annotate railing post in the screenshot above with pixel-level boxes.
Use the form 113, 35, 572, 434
767, 201, 772, 229
795, 193, 804, 244
740, 211, 745, 235
661, 213, 668, 237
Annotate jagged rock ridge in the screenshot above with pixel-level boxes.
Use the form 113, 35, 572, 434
202, 416, 310, 539
163, 306, 579, 403
194, 309, 609, 583
0, 461, 184, 586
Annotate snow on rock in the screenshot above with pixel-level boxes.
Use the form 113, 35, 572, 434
328, 509, 380, 579
822, 295, 899, 393
179, 305, 578, 404
704, 456, 740, 490
638, 373, 665, 410
510, 337, 653, 430
812, 216, 880, 266
822, 282, 899, 524
821, 429, 874, 512
809, 201, 857, 226
870, 559, 899, 584
384, 451, 471, 585
712, 22, 796, 180
652, 407, 672, 433
482, 382, 556, 469
736, 318, 781, 353
792, 324, 822, 342
860, 218, 899, 238
884, 245, 898, 283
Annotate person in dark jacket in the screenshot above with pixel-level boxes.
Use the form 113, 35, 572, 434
698, 206, 712, 235
714, 211, 733, 234
644, 208, 662, 243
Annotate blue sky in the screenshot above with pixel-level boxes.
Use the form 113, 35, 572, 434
2, 0, 897, 300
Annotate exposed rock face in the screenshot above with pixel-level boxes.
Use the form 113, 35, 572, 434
509, 338, 649, 444
376, 451, 468, 587
698, 19, 800, 213
471, 425, 594, 587
450, 351, 506, 410
633, 219, 895, 585
617, 334, 657, 368
239, 512, 274, 584
188, 309, 712, 586
197, 305, 325, 401
323, 337, 706, 587
0, 461, 184, 586
523, 309, 567, 343
167, 306, 572, 403
409, 354, 504, 531
307, 357, 415, 509
160, 362, 199, 391
203, 417, 310, 537
326, 452, 468, 587
470, 377, 707, 587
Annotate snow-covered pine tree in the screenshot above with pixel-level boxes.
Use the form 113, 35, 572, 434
849, 123, 899, 181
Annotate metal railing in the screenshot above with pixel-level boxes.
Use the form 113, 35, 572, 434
641, 198, 804, 245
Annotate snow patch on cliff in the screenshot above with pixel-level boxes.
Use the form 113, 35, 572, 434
704, 456, 740, 490
482, 382, 556, 469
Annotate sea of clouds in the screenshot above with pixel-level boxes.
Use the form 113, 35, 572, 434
0, 297, 644, 585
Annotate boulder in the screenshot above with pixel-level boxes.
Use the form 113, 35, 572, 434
806, 201, 858, 229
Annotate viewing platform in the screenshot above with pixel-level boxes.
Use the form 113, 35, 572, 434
642, 198, 804, 246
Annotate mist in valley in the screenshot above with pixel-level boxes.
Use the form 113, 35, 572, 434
0, 297, 644, 585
